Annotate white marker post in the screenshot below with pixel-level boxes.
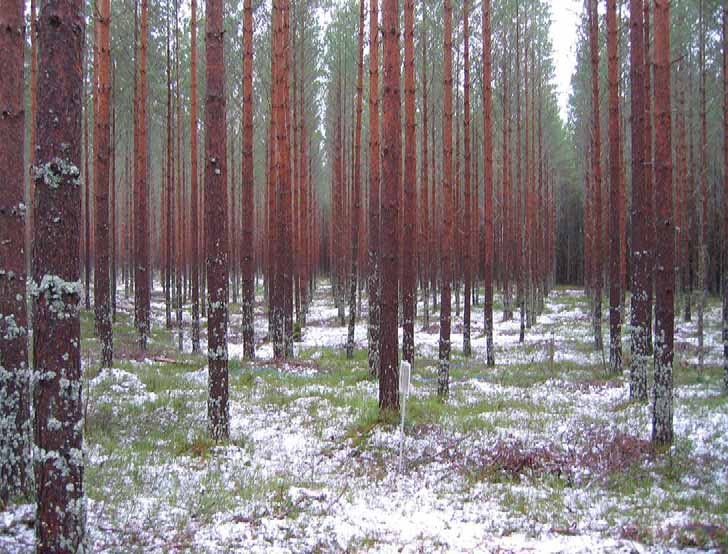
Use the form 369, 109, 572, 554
398, 360, 411, 474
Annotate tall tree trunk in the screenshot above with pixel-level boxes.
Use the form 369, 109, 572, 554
282, 1, 293, 357
402, 0, 416, 365
502, 48, 512, 321
135, 0, 150, 350
190, 0, 201, 353
462, 0, 472, 357
94, 0, 112, 367
652, 0, 674, 447
629, 0, 649, 401
110, 64, 117, 322
0, 0, 31, 503
241, 0, 255, 359
607, 0, 622, 374
206, 0, 229, 440
32, 0, 86, 548
272, 0, 293, 359
84, 78, 91, 312
347, 0, 366, 360
588, 0, 604, 352
723, 3, 728, 392
174, 0, 183, 351
299, 38, 309, 324
644, 0, 655, 343
368, 0, 381, 378
29, 0, 38, 253
482, 0, 495, 366
380, 0, 400, 413
438, 0, 453, 399
420, 10, 430, 330
698, 0, 708, 373
165, 5, 173, 330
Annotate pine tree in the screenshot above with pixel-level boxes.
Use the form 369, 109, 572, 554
135, 0, 150, 350
420, 7, 430, 330
0, 0, 31, 503
368, 0, 381, 378
482, 0, 495, 366
32, 0, 86, 548
652, 0, 674, 447
629, 0, 649, 401
380, 0, 401, 413
697, 0, 708, 373
347, 0, 366, 360
588, 0, 604, 352
206, 0, 230, 440
462, 0, 472, 357
607, 0, 622, 374
438, 0, 454, 399
241, 0, 255, 359
722, 3, 728, 391
402, 0, 416, 365
190, 0, 201, 353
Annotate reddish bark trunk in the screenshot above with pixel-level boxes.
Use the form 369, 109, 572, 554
135, 0, 150, 350
190, 0, 201, 352
402, 0, 416, 364
629, 0, 649, 401
723, 4, 728, 390
588, 0, 603, 351
652, 0, 674, 447
174, 0, 183, 349
698, 0, 708, 371
421, 10, 430, 329
165, 8, 173, 329
84, 78, 91, 312
241, 0, 255, 359
462, 0, 472, 357
29, 0, 38, 244
482, 0, 495, 366
32, 0, 86, 548
607, 0, 622, 374
347, 0, 366, 359
0, 0, 30, 503
205, 0, 229, 440
438, 0, 453, 398
94, 0, 112, 366
502, 49, 512, 321
643, 0, 654, 342
368, 0, 381, 378
380, 0, 400, 412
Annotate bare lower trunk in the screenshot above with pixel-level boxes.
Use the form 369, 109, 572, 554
380, 0, 401, 413
483, 0, 495, 366
206, 0, 229, 440
0, 0, 31, 503
32, 0, 86, 548
368, 0, 381, 378
652, 0, 674, 447
438, 0, 454, 399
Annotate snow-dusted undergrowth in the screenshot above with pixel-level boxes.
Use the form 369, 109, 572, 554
1, 283, 726, 553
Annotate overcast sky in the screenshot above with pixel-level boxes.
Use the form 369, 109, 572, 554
549, 0, 582, 121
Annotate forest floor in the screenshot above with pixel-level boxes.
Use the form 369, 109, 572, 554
1, 281, 727, 553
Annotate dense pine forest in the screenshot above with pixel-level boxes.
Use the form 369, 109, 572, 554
1, 0, 727, 551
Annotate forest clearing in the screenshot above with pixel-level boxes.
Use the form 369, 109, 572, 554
1, 0, 727, 552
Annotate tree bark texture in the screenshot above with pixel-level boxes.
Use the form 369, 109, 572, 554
206, 0, 229, 441
0, 0, 31, 504
380, 0, 400, 413
32, 0, 86, 549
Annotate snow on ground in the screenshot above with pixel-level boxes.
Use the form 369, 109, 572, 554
1, 282, 726, 552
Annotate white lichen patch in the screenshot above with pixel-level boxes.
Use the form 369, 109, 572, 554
31, 158, 81, 189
